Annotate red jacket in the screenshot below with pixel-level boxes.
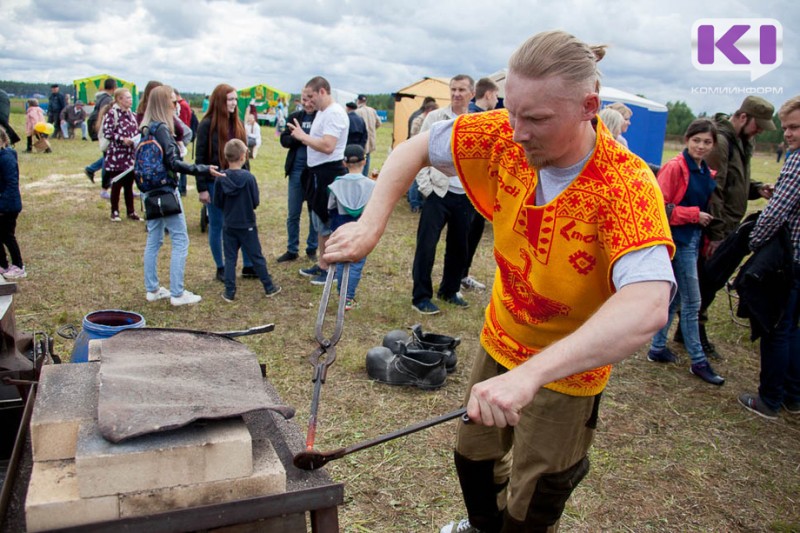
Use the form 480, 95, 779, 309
657, 153, 716, 226
177, 99, 192, 127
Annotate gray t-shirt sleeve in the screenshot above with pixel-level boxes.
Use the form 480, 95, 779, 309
612, 245, 676, 294
428, 116, 675, 295
427, 119, 457, 176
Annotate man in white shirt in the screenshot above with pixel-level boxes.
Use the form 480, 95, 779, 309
288, 76, 349, 285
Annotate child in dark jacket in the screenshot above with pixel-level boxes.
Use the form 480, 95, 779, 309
0, 126, 24, 279
213, 139, 280, 301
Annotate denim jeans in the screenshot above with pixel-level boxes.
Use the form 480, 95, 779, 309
178, 173, 187, 195
86, 156, 108, 189
758, 267, 800, 411
223, 226, 274, 297
362, 153, 371, 177
336, 258, 365, 300
651, 230, 706, 364
206, 185, 251, 269
143, 191, 189, 297
286, 166, 317, 254
61, 121, 87, 139
407, 180, 423, 209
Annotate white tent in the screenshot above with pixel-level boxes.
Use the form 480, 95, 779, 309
331, 88, 358, 107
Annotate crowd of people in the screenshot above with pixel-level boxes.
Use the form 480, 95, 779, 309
0, 29, 798, 530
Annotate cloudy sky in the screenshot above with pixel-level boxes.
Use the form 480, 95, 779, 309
2, 0, 798, 115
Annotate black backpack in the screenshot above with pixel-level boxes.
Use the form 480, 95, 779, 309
88, 92, 113, 141
189, 109, 199, 139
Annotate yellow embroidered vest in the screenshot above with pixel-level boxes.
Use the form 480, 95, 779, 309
452, 109, 674, 396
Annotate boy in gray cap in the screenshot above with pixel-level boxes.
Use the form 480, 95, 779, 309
327, 144, 375, 310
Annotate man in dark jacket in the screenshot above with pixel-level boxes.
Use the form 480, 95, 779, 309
277, 93, 317, 262
0, 90, 21, 146
687, 96, 776, 358
60, 100, 88, 140
47, 85, 66, 138
345, 101, 367, 149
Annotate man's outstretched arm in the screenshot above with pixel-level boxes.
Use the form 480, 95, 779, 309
324, 131, 431, 262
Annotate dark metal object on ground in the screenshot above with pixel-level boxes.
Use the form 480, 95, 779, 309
294, 408, 469, 470
304, 265, 350, 451
97, 328, 294, 443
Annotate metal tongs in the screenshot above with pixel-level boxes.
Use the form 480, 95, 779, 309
304, 264, 350, 451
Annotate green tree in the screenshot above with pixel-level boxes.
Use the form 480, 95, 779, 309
665, 100, 696, 135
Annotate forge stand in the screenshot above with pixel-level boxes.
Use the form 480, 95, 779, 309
2, 377, 344, 533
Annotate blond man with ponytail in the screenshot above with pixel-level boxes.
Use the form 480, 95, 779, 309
325, 31, 675, 532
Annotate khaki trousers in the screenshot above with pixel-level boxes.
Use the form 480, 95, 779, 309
456, 346, 599, 527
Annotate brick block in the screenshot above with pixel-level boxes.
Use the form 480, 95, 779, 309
87, 338, 102, 362
25, 460, 119, 532
119, 438, 286, 517
76, 417, 252, 497
30, 362, 99, 461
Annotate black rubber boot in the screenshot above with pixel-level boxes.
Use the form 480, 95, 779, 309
382, 329, 411, 353
365, 347, 446, 390
410, 324, 460, 373
454, 451, 507, 533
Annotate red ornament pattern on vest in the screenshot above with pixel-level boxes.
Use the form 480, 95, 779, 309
451, 109, 674, 396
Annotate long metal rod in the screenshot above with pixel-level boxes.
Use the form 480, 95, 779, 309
295, 408, 468, 470
345, 407, 467, 455
0, 382, 36, 530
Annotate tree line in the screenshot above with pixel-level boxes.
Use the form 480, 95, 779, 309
666, 100, 784, 145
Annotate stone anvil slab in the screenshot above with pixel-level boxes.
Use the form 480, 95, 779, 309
96, 328, 294, 442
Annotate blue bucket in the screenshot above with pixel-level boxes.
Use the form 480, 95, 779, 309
70, 310, 146, 363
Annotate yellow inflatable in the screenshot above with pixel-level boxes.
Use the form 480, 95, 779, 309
34, 122, 55, 135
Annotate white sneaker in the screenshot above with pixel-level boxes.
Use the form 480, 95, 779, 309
461, 276, 486, 291
3, 265, 27, 279
441, 519, 482, 533
170, 290, 202, 306
145, 287, 170, 302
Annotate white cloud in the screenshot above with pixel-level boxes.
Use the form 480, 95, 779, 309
0, 0, 797, 114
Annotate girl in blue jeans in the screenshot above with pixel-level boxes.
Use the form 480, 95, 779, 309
195, 83, 253, 281
648, 119, 724, 385
139, 86, 220, 306
328, 145, 375, 310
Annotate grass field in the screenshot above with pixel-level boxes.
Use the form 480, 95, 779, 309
5, 111, 799, 532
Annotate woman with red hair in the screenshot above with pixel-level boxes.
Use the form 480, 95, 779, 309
195, 84, 254, 280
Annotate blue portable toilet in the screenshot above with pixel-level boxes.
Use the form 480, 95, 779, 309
600, 87, 668, 167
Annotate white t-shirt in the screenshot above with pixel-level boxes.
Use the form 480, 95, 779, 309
307, 103, 349, 168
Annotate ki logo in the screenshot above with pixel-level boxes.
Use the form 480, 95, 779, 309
691, 18, 783, 81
